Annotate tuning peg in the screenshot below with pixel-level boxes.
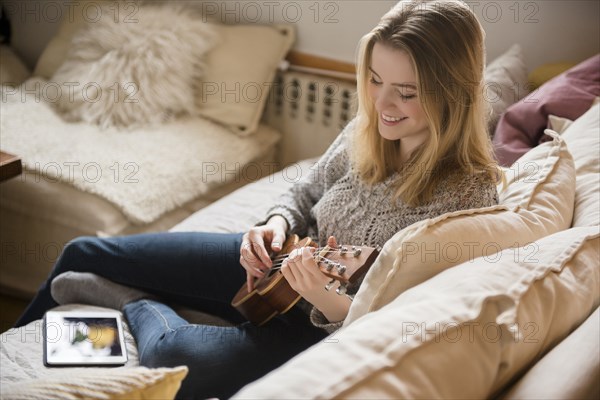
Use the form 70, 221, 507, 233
336, 264, 346, 275
352, 246, 362, 257
336, 283, 348, 295
325, 260, 334, 271
324, 279, 336, 291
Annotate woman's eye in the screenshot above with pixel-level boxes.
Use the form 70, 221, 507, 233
369, 77, 382, 85
398, 92, 416, 100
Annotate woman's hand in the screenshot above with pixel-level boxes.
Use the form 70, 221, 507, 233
240, 215, 288, 292
281, 236, 352, 323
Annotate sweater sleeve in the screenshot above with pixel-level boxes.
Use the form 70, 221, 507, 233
261, 118, 357, 236
308, 274, 364, 334
309, 307, 345, 334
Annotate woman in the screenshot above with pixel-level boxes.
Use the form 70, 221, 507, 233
17, 0, 500, 398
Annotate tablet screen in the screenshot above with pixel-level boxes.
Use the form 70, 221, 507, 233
44, 311, 128, 366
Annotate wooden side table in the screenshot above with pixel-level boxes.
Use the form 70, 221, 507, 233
0, 151, 22, 182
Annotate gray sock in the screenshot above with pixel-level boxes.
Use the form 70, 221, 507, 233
51, 271, 154, 310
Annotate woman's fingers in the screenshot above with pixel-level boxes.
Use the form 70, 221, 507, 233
280, 257, 297, 287
283, 247, 326, 292
240, 232, 272, 273
327, 235, 338, 249
270, 231, 286, 253
246, 271, 255, 292
247, 233, 272, 269
239, 224, 289, 292
302, 247, 329, 280
240, 252, 264, 278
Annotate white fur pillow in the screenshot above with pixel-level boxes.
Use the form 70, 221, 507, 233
50, 3, 216, 129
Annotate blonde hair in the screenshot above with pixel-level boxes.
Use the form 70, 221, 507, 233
352, 0, 501, 206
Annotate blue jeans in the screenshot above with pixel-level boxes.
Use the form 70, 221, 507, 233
16, 232, 328, 399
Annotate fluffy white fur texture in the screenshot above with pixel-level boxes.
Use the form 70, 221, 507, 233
1, 78, 281, 224
51, 3, 216, 129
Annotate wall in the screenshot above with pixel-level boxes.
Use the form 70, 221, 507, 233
2, 0, 599, 73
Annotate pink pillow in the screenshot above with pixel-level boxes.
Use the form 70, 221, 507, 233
493, 54, 600, 166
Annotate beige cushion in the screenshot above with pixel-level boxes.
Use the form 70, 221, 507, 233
500, 307, 600, 400
548, 114, 574, 134
1, 366, 188, 400
0, 45, 31, 86
33, 0, 108, 79
195, 23, 295, 135
558, 100, 600, 227
344, 129, 575, 324
233, 226, 599, 399
485, 44, 529, 135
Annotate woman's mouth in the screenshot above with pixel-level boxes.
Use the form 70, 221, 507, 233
381, 113, 408, 126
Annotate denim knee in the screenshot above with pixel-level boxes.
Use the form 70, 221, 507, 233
137, 328, 186, 369
54, 236, 102, 275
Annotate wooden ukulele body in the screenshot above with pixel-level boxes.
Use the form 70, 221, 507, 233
231, 235, 380, 326
231, 235, 315, 325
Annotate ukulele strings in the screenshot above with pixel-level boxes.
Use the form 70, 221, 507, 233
268, 252, 354, 271
270, 247, 358, 263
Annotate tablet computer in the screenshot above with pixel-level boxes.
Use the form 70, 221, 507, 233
43, 310, 128, 367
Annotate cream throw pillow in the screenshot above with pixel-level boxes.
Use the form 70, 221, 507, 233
233, 226, 599, 399
195, 23, 295, 136
0, 45, 31, 86
556, 99, 600, 227
33, 0, 106, 79
50, 3, 216, 129
548, 114, 574, 134
344, 129, 575, 324
500, 307, 600, 399
2, 366, 189, 400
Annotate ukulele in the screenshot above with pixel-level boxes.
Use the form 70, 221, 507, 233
231, 234, 380, 326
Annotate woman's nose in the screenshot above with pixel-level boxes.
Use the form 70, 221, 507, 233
375, 87, 395, 111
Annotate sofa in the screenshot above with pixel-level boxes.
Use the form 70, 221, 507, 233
1, 93, 598, 397
1, 2, 599, 397
0, 1, 294, 298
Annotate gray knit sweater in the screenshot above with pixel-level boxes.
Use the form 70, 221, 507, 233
264, 119, 499, 332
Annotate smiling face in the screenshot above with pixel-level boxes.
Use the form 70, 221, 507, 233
367, 42, 431, 161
